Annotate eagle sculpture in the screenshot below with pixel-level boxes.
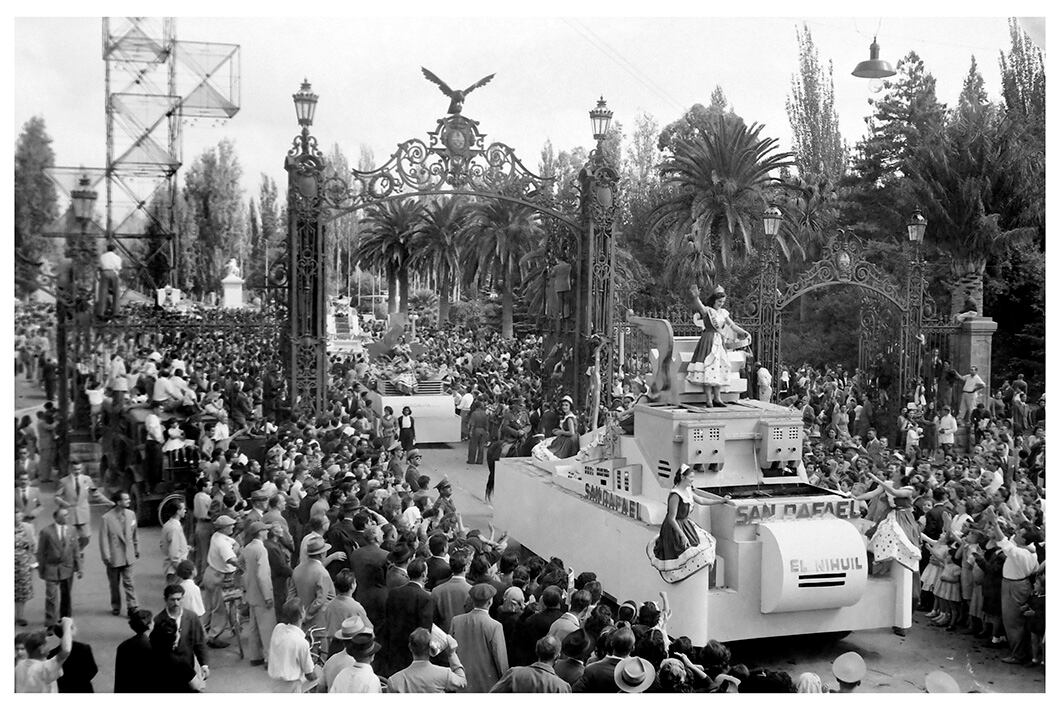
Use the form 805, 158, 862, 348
421, 67, 496, 115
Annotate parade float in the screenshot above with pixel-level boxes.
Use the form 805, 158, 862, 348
493, 312, 913, 644
361, 321, 461, 444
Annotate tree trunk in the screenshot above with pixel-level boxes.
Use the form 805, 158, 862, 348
500, 269, 514, 338
399, 265, 411, 317
949, 259, 986, 318
387, 266, 398, 315
437, 268, 451, 325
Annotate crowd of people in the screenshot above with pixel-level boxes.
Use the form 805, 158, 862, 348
12, 293, 1046, 692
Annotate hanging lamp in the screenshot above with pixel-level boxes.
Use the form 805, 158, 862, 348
852, 36, 896, 79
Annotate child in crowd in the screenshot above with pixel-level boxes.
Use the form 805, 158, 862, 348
932, 546, 963, 630
921, 535, 949, 621
175, 559, 206, 619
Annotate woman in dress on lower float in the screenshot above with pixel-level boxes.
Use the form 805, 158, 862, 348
648, 464, 718, 583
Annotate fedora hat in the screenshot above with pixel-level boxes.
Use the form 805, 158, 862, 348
925, 670, 960, 693
469, 583, 496, 603
305, 537, 331, 557
213, 515, 236, 529
244, 521, 268, 539
614, 656, 656, 693
334, 615, 368, 640
434, 477, 452, 490
832, 651, 866, 684
347, 631, 381, 658
250, 489, 270, 501
406, 449, 422, 459
561, 629, 590, 660
387, 544, 413, 566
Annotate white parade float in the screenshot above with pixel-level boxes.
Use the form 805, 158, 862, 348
494, 313, 912, 644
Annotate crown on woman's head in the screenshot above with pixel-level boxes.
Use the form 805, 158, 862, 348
712, 285, 726, 296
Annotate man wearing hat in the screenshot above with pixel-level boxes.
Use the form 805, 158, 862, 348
387, 627, 467, 693
553, 629, 589, 686
426, 478, 457, 520
202, 515, 240, 648
241, 520, 274, 666
614, 655, 655, 694
829, 650, 866, 692
318, 616, 367, 693
329, 630, 383, 693
451, 582, 509, 693
403, 449, 424, 489
380, 558, 435, 676
325, 498, 361, 578
293, 536, 336, 631
490, 635, 571, 693
572, 626, 636, 692
244, 488, 271, 527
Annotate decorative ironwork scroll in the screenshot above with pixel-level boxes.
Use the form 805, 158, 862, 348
777, 231, 903, 310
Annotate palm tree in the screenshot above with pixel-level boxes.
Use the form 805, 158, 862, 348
354, 198, 424, 316
649, 116, 795, 285
408, 197, 467, 325
905, 105, 1037, 317
461, 197, 544, 337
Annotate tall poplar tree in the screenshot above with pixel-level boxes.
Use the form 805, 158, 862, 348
14, 116, 59, 295
786, 23, 846, 183
181, 139, 246, 295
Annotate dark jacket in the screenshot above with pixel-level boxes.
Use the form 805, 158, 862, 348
324, 518, 359, 578
380, 581, 434, 676
426, 555, 452, 591
114, 634, 153, 692
48, 640, 97, 692
153, 609, 207, 671
349, 542, 390, 628
572, 656, 622, 693
510, 607, 564, 667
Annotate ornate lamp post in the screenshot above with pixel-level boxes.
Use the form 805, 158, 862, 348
747, 205, 783, 378
578, 96, 619, 423
285, 80, 328, 419
901, 207, 929, 403
56, 172, 98, 471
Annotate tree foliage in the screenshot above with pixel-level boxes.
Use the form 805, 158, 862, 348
786, 23, 846, 183
14, 116, 59, 295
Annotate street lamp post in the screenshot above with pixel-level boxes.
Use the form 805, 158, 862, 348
56, 172, 98, 472
580, 97, 618, 423
902, 207, 929, 403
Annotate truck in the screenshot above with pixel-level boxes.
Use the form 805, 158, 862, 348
493, 315, 912, 644
364, 378, 462, 445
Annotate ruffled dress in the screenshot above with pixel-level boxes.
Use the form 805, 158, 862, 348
648, 491, 716, 583
687, 307, 731, 387
868, 492, 922, 573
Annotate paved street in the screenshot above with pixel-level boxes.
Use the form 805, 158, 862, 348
16, 383, 1043, 693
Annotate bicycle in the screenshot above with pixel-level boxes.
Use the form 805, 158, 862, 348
302, 626, 328, 693
216, 572, 245, 659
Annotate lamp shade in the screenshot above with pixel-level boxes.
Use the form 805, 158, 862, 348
293, 79, 319, 127
590, 96, 613, 142
906, 208, 927, 243
852, 37, 896, 79
70, 173, 97, 222
763, 206, 783, 237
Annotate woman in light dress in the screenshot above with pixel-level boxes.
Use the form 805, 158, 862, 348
686, 284, 749, 407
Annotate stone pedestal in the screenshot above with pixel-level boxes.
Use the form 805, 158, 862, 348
221, 273, 245, 309
955, 316, 998, 389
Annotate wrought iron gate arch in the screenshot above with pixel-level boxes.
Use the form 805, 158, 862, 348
282, 87, 617, 419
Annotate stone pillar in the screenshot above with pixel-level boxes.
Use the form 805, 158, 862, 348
221, 273, 245, 309
955, 316, 998, 389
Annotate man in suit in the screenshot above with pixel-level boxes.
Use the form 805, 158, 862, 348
241, 521, 275, 667
451, 583, 509, 693
37, 507, 82, 626
510, 585, 565, 667
387, 627, 467, 693
15, 471, 42, 521
571, 626, 635, 692
489, 635, 571, 693
293, 536, 335, 631
425, 533, 452, 591
380, 558, 435, 676
432, 551, 471, 633
348, 525, 389, 629
325, 499, 361, 578
154, 583, 210, 685
99, 491, 140, 617
55, 462, 113, 550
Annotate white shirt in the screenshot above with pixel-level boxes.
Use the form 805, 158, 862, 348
99, 250, 122, 271
14, 657, 63, 693
267, 623, 314, 682
180, 578, 206, 616
757, 367, 773, 387
320, 650, 356, 693
458, 393, 474, 411
330, 662, 381, 693
998, 537, 1039, 580
207, 532, 238, 573
145, 412, 165, 443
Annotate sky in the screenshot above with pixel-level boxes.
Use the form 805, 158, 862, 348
10, 6, 1049, 209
